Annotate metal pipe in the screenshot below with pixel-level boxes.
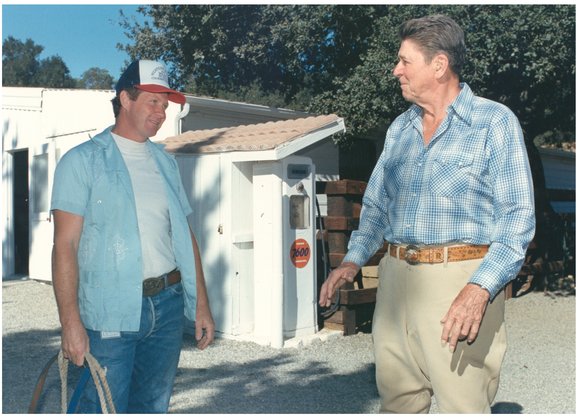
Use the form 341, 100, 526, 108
271, 174, 284, 348
174, 102, 190, 135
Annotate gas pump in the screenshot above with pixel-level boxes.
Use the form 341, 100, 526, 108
282, 156, 317, 338
252, 155, 317, 346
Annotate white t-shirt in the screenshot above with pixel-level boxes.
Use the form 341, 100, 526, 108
113, 133, 176, 279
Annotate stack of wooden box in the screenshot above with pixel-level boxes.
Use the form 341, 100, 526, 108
316, 179, 386, 335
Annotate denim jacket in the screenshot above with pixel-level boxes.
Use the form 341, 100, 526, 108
51, 126, 197, 331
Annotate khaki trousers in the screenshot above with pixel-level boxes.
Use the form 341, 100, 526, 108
372, 252, 507, 413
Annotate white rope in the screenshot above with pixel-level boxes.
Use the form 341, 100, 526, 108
56, 351, 116, 414
85, 352, 116, 414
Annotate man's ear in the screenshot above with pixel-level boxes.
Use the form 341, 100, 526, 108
119, 90, 131, 109
433, 54, 449, 77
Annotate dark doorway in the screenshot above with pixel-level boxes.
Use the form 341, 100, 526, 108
13, 150, 29, 275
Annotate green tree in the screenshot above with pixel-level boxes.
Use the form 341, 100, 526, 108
77, 67, 115, 89
35, 55, 76, 88
119, 5, 385, 108
2, 36, 76, 88
460, 5, 575, 147
119, 4, 575, 148
2, 36, 42, 86
311, 4, 575, 146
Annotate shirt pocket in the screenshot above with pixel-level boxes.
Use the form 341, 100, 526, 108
78, 270, 125, 328
383, 159, 409, 199
87, 171, 132, 226
430, 154, 474, 197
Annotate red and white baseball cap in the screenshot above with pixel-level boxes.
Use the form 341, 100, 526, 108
115, 60, 186, 105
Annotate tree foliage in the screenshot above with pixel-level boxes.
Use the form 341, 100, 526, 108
2, 36, 76, 88
119, 4, 574, 147
2, 37, 43, 87
2, 37, 115, 90
77, 67, 115, 89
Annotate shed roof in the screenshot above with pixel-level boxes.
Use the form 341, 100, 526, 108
162, 114, 344, 161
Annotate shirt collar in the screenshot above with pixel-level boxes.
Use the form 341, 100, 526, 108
448, 83, 474, 126
90, 126, 115, 148
406, 82, 475, 126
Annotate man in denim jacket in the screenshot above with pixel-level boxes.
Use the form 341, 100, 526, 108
51, 60, 214, 413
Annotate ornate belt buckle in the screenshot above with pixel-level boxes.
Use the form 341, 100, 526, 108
143, 277, 164, 296
404, 245, 421, 265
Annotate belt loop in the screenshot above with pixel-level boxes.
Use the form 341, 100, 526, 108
443, 246, 449, 268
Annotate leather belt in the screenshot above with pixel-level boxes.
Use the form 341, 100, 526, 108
143, 269, 181, 297
389, 244, 489, 265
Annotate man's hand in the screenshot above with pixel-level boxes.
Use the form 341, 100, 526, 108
318, 262, 360, 307
440, 283, 490, 352
61, 320, 89, 366
195, 304, 215, 350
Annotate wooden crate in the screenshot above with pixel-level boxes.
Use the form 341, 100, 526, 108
322, 287, 377, 335
317, 179, 381, 335
360, 265, 379, 289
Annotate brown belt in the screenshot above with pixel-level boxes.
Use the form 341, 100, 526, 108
143, 269, 181, 297
389, 244, 489, 265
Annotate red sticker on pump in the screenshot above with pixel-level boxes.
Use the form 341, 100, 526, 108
290, 239, 311, 268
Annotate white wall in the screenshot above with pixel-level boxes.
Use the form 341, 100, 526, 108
2, 88, 180, 279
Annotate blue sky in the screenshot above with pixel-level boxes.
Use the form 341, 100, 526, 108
2, 3, 148, 79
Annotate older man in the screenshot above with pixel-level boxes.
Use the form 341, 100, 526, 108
320, 15, 535, 413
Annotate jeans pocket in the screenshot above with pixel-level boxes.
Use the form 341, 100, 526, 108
167, 282, 184, 296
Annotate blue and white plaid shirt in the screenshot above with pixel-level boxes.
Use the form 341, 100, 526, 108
344, 83, 536, 298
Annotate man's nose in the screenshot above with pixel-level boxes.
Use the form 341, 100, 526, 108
155, 105, 167, 117
392, 62, 402, 77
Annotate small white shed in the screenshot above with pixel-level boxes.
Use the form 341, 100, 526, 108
162, 115, 345, 347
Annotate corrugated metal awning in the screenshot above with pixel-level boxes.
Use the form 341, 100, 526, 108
162, 114, 344, 160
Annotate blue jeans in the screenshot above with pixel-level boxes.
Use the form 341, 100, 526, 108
77, 282, 185, 413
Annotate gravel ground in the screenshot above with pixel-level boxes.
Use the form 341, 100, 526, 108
2, 278, 576, 414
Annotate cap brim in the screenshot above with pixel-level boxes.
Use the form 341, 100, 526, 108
136, 84, 186, 105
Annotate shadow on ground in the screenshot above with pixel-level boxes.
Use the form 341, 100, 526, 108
492, 401, 524, 414
2, 327, 526, 414
2, 328, 70, 413
3, 329, 378, 414
171, 342, 378, 413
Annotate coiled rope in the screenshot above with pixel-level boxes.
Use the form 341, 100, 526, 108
29, 351, 116, 414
